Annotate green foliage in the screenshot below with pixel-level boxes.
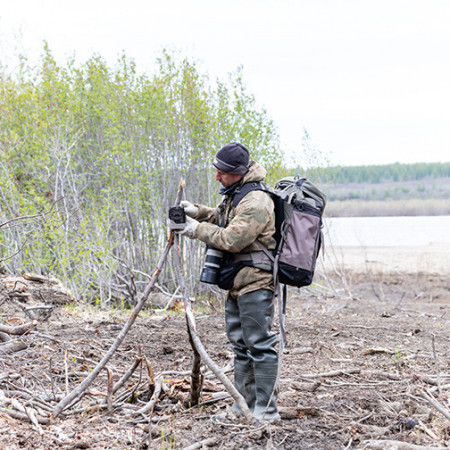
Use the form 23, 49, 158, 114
0, 46, 282, 305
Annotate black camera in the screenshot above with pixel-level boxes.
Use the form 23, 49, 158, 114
200, 247, 224, 285
168, 206, 186, 230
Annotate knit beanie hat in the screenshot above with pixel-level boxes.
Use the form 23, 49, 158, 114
213, 142, 250, 174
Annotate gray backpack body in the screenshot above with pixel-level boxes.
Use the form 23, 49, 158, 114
271, 176, 326, 288
232, 175, 327, 288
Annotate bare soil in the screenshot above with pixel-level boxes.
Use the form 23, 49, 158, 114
1, 265, 449, 449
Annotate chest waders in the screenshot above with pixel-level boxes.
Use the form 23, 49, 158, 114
220, 186, 280, 421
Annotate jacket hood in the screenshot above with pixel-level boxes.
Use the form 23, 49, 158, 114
241, 161, 267, 184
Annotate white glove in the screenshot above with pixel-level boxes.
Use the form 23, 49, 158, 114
180, 200, 198, 218
177, 216, 199, 239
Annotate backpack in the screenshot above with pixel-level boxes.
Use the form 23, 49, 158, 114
231, 175, 327, 289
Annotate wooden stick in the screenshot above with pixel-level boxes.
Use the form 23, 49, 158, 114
182, 437, 218, 450
0, 331, 10, 343
171, 180, 202, 407
187, 324, 203, 407
300, 368, 360, 379
0, 406, 50, 425
136, 378, 163, 416
64, 349, 70, 394
106, 367, 113, 414
144, 357, 155, 399
51, 180, 185, 418
172, 233, 253, 421
431, 333, 442, 396
112, 358, 142, 395
422, 390, 450, 420
360, 439, 447, 450
430, 383, 450, 393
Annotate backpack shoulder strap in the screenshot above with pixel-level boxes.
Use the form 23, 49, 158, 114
231, 181, 267, 208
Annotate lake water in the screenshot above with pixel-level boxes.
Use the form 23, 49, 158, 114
324, 215, 450, 247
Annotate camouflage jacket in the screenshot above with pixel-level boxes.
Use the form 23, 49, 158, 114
194, 161, 276, 298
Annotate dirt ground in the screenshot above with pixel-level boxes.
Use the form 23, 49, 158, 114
0, 250, 449, 449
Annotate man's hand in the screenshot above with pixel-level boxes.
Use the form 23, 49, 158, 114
180, 200, 198, 218
177, 216, 199, 239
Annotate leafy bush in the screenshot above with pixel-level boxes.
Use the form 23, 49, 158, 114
0, 46, 283, 306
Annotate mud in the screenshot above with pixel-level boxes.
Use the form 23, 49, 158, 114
0, 268, 449, 449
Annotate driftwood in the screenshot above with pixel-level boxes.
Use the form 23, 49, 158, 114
361, 440, 447, 450
0, 390, 50, 427
182, 437, 219, 450
0, 320, 37, 335
0, 340, 27, 353
300, 368, 361, 379
0, 319, 37, 353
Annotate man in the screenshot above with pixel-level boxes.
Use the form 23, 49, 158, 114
173, 142, 280, 421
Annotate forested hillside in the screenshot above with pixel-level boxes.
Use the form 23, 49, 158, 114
309, 161, 450, 184
0, 47, 282, 305
304, 162, 450, 217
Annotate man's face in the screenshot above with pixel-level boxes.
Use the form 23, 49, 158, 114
215, 168, 243, 188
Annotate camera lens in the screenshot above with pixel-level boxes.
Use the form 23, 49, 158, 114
200, 248, 223, 285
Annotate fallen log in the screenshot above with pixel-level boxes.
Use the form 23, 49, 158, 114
0, 340, 27, 353
0, 406, 50, 425
0, 320, 37, 335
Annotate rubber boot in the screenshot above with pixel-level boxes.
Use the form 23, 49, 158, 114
225, 297, 256, 414
237, 290, 280, 421
231, 359, 256, 414
253, 362, 280, 421
226, 289, 280, 420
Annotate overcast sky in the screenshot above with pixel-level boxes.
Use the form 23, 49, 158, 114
1, 0, 449, 167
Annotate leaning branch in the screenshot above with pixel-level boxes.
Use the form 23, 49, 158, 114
52, 180, 185, 418
173, 233, 253, 421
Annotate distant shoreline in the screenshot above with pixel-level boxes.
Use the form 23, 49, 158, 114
320, 243, 450, 275
326, 198, 450, 217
